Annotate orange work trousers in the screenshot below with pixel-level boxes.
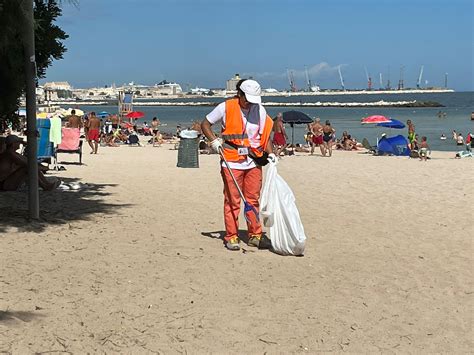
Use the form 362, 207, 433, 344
221, 166, 262, 242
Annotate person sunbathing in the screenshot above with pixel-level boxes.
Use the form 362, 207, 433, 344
0, 135, 60, 191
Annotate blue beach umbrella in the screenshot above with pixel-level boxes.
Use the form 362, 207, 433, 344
376, 119, 405, 129
97, 111, 110, 118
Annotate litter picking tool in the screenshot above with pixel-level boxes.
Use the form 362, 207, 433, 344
218, 146, 259, 223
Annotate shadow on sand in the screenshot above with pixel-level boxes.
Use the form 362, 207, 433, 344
201, 230, 272, 250
0, 177, 131, 234
0, 310, 44, 324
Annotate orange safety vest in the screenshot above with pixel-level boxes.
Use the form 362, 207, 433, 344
221, 98, 273, 162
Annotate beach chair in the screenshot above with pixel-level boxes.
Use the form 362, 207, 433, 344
55, 128, 83, 164
37, 118, 55, 164
362, 138, 377, 154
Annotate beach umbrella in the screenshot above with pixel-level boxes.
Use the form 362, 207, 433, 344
97, 111, 110, 118
37, 112, 50, 118
126, 111, 145, 119
281, 111, 313, 125
361, 115, 391, 124
376, 119, 405, 129
281, 111, 313, 154
66, 108, 84, 116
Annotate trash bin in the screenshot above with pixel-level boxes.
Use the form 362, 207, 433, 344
177, 137, 199, 168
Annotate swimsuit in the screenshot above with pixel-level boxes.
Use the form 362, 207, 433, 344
88, 129, 100, 142
419, 147, 428, 156
312, 134, 323, 145
408, 132, 415, 143
323, 132, 332, 143
272, 132, 286, 146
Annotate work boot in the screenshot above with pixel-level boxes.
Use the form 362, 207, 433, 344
225, 236, 240, 251
248, 234, 262, 248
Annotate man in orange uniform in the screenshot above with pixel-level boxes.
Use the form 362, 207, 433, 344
201, 79, 276, 250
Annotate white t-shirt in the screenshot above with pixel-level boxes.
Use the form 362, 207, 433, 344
206, 101, 268, 170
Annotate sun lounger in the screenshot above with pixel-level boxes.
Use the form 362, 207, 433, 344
55, 128, 83, 164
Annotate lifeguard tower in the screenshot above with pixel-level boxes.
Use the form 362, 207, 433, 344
118, 90, 133, 122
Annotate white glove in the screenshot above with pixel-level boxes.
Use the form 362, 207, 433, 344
210, 138, 223, 152
267, 153, 278, 165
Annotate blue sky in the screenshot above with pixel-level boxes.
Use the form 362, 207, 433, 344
43, 0, 473, 91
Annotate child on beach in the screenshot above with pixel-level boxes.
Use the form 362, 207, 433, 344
419, 136, 430, 161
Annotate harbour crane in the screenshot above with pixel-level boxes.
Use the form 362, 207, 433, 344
398, 65, 405, 90
386, 66, 391, 90
364, 66, 372, 90
416, 65, 424, 89
305, 66, 313, 92
338, 66, 346, 91
287, 69, 297, 92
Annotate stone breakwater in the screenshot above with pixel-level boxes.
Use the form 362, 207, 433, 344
131, 100, 444, 108
47, 100, 444, 108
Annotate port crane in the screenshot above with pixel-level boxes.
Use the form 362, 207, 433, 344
398, 65, 404, 90
364, 66, 372, 90
338, 66, 346, 91
287, 69, 297, 92
416, 65, 424, 89
304, 66, 313, 92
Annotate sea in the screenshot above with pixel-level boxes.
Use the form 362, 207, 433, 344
80, 91, 473, 151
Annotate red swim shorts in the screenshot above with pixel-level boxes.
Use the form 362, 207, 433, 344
272, 132, 286, 146
88, 129, 100, 142
312, 134, 323, 145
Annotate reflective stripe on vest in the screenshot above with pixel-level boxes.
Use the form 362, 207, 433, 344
221, 133, 248, 140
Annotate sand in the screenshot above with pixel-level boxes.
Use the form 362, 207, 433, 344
0, 143, 472, 354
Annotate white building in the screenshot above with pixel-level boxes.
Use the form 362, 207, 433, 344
226, 74, 241, 92
43, 81, 73, 99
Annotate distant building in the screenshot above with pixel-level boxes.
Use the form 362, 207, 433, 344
43, 81, 73, 99
226, 74, 241, 91
43, 81, 72, 91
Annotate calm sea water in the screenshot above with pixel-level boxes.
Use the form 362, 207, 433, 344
81, 92, 473, 151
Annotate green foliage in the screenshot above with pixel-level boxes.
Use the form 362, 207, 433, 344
0, 0, 68, 130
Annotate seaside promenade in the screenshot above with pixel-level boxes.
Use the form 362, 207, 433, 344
0, 145, 472, 353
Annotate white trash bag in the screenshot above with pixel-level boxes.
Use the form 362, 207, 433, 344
260, 162, 306, 256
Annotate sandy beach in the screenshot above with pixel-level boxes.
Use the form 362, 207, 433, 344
0, 144, 472, 353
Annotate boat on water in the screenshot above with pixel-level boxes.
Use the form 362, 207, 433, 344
471, 112, 474, 120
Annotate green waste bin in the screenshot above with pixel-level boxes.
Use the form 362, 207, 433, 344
177, 138, 199, 168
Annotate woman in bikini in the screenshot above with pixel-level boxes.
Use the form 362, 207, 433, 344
322, 120, 335, 157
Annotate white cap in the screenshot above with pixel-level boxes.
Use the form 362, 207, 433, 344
240, 79, 262, 104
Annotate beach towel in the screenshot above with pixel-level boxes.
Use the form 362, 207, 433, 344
260, 162, 306, 256
58, 128, 80, 150
49, 116, 62, 145
37, 118, 54, 159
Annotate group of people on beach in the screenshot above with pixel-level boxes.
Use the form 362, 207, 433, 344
66, 111, 168, 153
271, 114, 358, 158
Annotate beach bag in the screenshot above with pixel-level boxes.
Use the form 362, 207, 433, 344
260, 162, 306, 256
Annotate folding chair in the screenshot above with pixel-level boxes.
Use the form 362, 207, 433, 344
55, 128, 83, 164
